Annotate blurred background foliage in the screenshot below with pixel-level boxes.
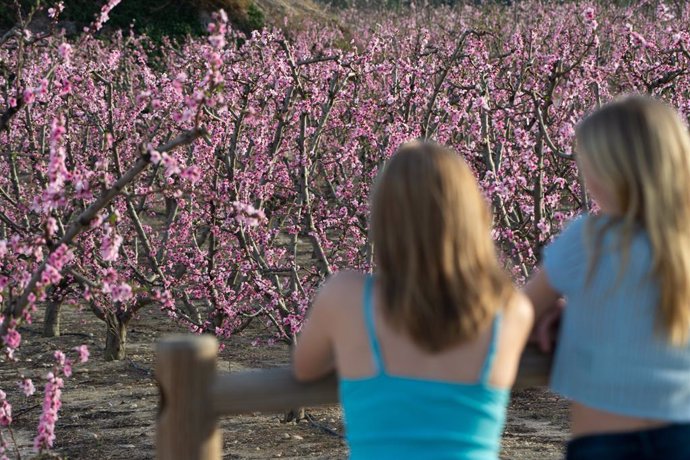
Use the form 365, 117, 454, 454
0, 0, 264, 42
1, 0, 673, 44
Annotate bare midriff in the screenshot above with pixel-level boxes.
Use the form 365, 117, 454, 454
571, 402, 670, 438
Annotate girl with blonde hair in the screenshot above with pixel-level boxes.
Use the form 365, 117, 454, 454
526, 95, 690, 459
293, 141, 533, 459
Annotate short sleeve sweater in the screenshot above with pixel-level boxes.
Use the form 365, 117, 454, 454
543, 214, 690, 421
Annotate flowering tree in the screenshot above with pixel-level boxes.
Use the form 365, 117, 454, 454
2, 0, 690, 454
3, 0, 690, 352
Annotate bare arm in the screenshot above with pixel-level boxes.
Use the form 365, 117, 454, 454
523, 268, 564, 352
292, 280, 337, 382
522, 268, 561, 320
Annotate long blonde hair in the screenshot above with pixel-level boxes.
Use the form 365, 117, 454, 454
370, 141, 514, 352
576, 95, 690, 345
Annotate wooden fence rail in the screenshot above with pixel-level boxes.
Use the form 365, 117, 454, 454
156, 334, 551, 460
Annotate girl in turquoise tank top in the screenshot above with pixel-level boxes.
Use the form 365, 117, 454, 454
525, 96, 690, 459
293, 141, 533, 459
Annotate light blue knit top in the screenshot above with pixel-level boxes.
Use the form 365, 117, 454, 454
339, 276, 510, 460
543, 214, 690, 420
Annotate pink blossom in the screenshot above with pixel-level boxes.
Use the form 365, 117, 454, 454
23, 88, 35, 105
41, 264, 62, 285
147, 144, 162, 164
54, 350, 66, 367
657, 3, 674, 21
92, 0, 123, 32
47, 244, 74, 271
33, 372, 64, 452
56, 78, 72, 96
209, 34, 226, 49
582, 6, 598, 30
229, 202, 266, 227
45, 217, 58, 237
100, 226, 123, 261
180, 166, 202, 183
75, 345, 90, 363
63, 360, 73, 378
0, 390, 12, 427
630, 31, 649, 47
537, 218, 551, 236
58, 43, 72, 62
3, 328, 21, 350
109, 282, 133, 302
161, 154, 180, 177
136, 90, 151, 105
46, 117, 70, 199
173, 108, 194, 124
47, 2, 65, 19
475, 96, 490, 110
19, 378, 36, 397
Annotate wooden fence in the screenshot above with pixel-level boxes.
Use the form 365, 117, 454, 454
155, 334, 551, 460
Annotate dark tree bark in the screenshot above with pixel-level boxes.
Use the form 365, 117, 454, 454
43, 299, 62, 337
104, 311, 127, 361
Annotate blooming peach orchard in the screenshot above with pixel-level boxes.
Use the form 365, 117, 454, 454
1, 0, 690, 456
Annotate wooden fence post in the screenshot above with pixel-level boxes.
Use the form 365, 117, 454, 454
156, 335, 221, 460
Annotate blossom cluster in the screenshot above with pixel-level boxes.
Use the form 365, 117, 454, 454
4, 0, 690, 361
2, 2, 690, 348
0, 345, 88, 455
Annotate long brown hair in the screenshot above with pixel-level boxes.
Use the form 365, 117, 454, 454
577, 96, 690, 345
370, 141, 514, 352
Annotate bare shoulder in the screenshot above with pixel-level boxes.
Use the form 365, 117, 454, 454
490, 291, 535, 387
502, 291, 534, 331
313, 271, 368, 313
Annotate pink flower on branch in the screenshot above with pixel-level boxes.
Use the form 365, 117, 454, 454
58, 43, 72, 65
161, 154, 181, 177
22, 88, 35, 105
0, 390, 11, 427
75, 345, 90, 364
102, 273, 133, 303
2, 328, 21, 351
100, 226, 123, 262
47, 2, 65, 19
582, 6, 597, 30
180, 166, 202, 184
33, 372, 64, 452
110, 283, 133, 303
19, 378, 35, 397
228, 202, 266, 228
91, 0, 123, 32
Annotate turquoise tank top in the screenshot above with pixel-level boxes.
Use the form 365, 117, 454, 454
544, 214, 690, 420
339, 276, 510, 460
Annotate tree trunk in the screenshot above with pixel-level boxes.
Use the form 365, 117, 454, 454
282, 407, 306, 423
282, 338, 305, 423
104, 312, 127, 361
43, 299, 62, 337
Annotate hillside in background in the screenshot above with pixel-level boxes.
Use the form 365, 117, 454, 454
1, 0, 335, 42
0, 0, 648, 38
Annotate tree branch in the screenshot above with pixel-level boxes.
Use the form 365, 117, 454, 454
1, 128, 205, 334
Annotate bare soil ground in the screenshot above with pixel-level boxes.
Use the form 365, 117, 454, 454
2, 307, 568, 459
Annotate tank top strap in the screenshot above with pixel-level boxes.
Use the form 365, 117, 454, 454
362, 275, 385, 375
478, 313, 502, 384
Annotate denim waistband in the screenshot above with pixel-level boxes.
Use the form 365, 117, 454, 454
567, 423, 690, 460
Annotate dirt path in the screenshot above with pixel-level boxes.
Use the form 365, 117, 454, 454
2, 307, 568, 459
